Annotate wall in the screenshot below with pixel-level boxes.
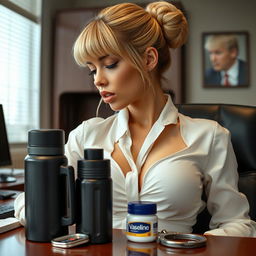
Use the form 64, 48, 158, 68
71, 0, 256, 106
40, 0, 73, 128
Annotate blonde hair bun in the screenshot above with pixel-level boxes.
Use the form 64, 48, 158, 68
146, 1, 188, 49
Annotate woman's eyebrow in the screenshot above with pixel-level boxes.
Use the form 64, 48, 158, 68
86, 55, 109, 65
99, 55, 109, 61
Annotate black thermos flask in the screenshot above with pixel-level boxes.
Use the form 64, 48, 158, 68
76, 148, 112, 244
25, 129, 75, 242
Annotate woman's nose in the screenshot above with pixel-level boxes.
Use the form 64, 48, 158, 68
94, 71, 107, 88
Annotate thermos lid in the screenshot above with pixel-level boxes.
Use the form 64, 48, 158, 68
78, 148, 110, 179
28, 129, 65, 156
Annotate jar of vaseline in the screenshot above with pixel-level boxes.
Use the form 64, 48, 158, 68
126, 201, 158, 243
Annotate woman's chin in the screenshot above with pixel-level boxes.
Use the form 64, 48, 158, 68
109, 102, 127, 112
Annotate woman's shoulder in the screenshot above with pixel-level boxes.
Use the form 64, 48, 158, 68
178, 113, 229, 137
68, 114, 118, 139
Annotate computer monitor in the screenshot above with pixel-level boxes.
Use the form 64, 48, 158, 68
0, 104, 16, 183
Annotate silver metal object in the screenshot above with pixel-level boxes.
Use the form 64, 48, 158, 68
51, 233, 89, 248
158, 230, 207, 249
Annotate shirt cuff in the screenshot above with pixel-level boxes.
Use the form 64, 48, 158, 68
14, 192, 26, 226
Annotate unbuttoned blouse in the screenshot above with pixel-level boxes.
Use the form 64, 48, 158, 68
65, 95, 256, 237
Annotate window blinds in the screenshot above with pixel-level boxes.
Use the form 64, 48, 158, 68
0, 2, 41, 143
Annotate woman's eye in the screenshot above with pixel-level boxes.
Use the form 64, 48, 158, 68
106, 61, 118, 69
88, 69, 96, 76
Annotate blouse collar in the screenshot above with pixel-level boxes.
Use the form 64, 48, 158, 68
115, 94, 178, 142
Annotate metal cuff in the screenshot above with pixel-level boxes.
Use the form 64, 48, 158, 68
158, 230, 207, 249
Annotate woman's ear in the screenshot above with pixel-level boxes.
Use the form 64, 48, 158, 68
144, 47, 158, 72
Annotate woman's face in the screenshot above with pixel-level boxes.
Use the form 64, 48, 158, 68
86, 55, 146, 111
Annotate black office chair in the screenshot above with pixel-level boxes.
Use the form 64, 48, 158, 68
176, 104, 256, 233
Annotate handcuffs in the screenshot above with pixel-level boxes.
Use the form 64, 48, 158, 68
158, 230, 207, 249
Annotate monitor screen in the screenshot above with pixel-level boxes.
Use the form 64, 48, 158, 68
0, 104, 12, 167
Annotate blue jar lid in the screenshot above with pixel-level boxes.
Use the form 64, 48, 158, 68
128, 201, 157, 215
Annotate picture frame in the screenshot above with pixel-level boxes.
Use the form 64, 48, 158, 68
202, 31, 249, 88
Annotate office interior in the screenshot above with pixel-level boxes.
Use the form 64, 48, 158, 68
3, 0, 256, 172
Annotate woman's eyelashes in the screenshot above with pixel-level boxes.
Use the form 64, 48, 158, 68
88, 61, 119, 76
88, 69, 96, 76
106, 61, 119, 69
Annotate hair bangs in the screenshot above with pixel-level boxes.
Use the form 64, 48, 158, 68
73, 19, 123, 66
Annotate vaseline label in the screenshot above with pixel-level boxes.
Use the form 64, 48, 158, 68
127, 222, 151, 237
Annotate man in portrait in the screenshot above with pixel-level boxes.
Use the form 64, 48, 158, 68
204, 34, 248, 87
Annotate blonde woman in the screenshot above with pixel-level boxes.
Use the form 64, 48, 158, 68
15, 1, 255, 236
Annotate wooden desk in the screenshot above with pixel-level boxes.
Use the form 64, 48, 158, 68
0, 227, 255, 256
0, 176, 24, 191
0, 169, 24, 191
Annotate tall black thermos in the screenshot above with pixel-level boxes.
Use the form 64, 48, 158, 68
76, 148, 112, 244
25, 129, 75, 242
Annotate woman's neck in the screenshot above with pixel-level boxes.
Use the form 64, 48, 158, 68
127, 87, 167, 129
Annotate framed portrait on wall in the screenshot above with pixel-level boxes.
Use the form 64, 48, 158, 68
202, 31, 249, 88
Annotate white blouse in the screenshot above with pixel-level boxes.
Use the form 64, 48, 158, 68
65, 95, 256, 237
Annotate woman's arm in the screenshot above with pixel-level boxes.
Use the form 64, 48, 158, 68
203, 123, 256, 237
65, 122, 86, 177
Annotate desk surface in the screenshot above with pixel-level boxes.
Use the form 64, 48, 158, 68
0, 227, 255, 256
0, 169, 24, 191
0, 176, 24, 191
